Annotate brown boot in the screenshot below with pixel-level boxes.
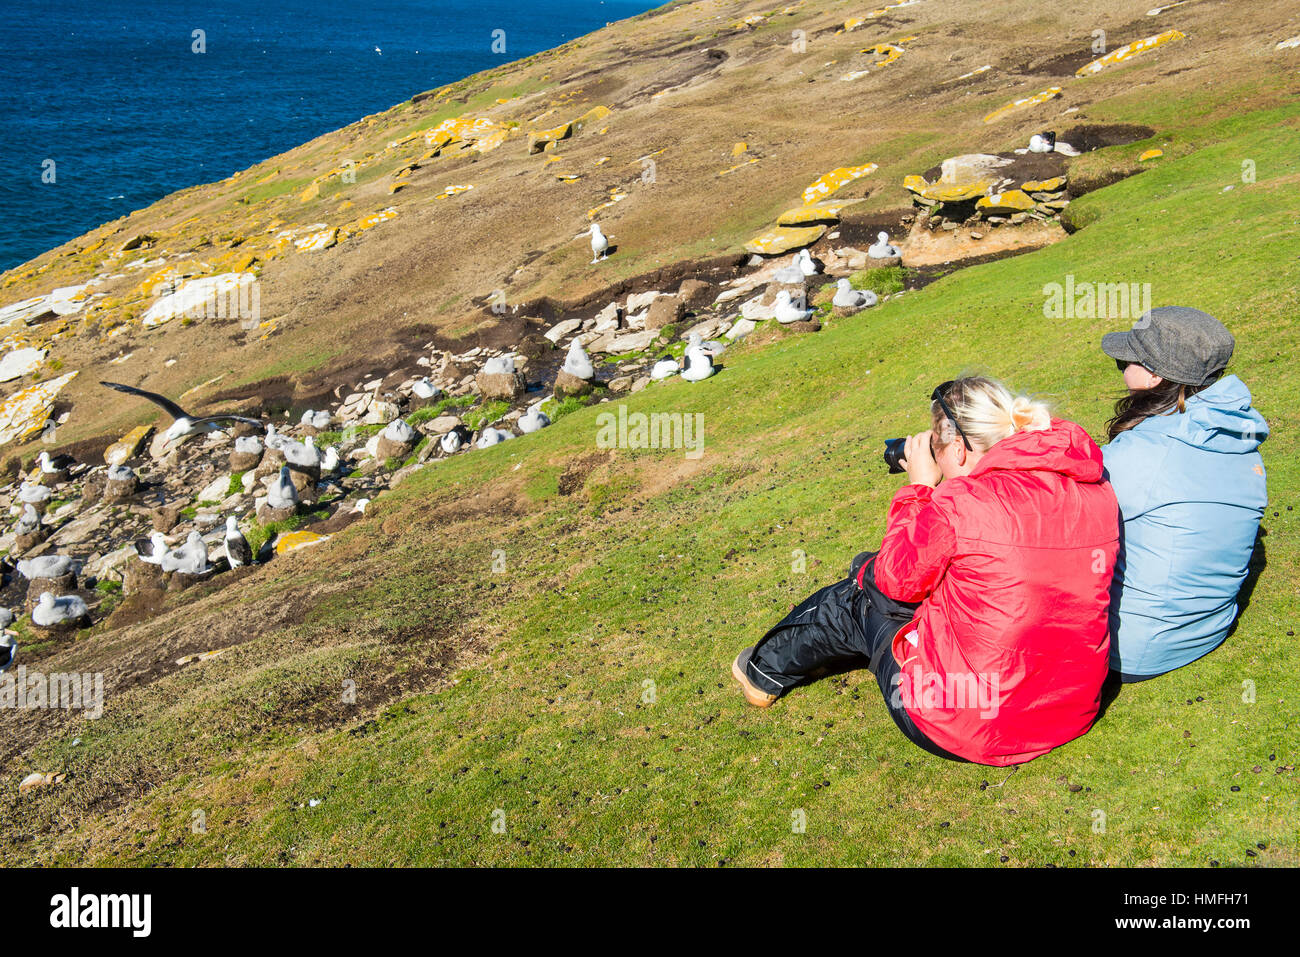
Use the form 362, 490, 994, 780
731, 647, 778, 708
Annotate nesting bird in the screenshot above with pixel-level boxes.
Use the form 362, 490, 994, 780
412, 378, 442, 400
14, 504, 42, 535
283, 436, 322, 469
773, 249, 819, 284
38, 451, 72, 481
18, 483, 52, 506
383, 419, 417, 445
1028, 131, 1056, 153
32, 592, 89, 628
476, 427, 513, 449
651, 358, 680, 380
224, 516, 253, 569
266, 466, 300, 510
17, 555, 74, 580
562, 339, 594, 380
134, 531, 170, 565
161, 530, 210, 575
300, 409, 332, 430
773, 290, 814, 324
235, 435, 263, 456
833, 278, 879, 310
680, 333, 717, 382
264, 424, 290, 451
441, 425, 472, 454
869, 231, 900, 259
0, 633, 15, 674
517, 402, 551, 434
482, 355, 516, 376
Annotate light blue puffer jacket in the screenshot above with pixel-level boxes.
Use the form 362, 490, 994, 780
1101, 375, 1268, 677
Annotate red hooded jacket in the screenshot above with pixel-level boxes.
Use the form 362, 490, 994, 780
861, 418, 1119, 765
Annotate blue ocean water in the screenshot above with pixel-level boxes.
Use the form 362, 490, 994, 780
0, 0, 657, 271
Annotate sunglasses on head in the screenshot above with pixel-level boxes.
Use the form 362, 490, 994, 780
931, 380, 973, 452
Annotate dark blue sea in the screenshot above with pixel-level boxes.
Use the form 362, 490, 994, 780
0, 0, 658, 271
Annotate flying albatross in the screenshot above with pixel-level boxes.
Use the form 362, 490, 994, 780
100, 381, 265, 442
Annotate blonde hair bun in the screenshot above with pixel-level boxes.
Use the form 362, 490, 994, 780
932, 376, 1052, 452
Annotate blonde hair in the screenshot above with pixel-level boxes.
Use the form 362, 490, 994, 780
931, 376, 1051, 453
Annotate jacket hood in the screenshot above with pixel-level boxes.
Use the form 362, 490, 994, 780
1136, 375, 1268, 453
971, 418, 1105, 483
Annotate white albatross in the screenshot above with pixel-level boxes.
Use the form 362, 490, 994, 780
100, 381, 264, 443
589, 224, 610, 263
832, 278, 879, 310
476, 427, 513, 449
441, 425, 472, 454
868, 231, 900, 259
680, 333, 716, 382
773, 290, 813, 324
266, 466, 299, 510
32, 592, 88, 628
134, 531, 169, 565
517, 402, 551, 434
650, 358, 679, 380
224, 516, 253, 569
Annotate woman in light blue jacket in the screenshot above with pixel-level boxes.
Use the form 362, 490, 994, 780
1100, 306, 1268, 681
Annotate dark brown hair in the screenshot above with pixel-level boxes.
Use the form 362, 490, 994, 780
1105, 368, 1222, 441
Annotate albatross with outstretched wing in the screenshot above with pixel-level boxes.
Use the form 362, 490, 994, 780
100, 381, 265, 442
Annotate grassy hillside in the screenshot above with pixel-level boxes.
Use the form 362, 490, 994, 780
5, 93, 1297, 866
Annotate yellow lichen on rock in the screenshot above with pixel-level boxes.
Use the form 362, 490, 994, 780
571, 105, 610, 135
802, 164, 878, 204
976, 189, 1036, 212
275, 530, 330, 555
903, 174, 930, 194
299, 181, 321, 203
859, 36, 917, 68
424, 116, 505, 152
587, 189, 628, 219
718, 158, 760, 176
775, 199, 865, 226
1021, 176, 1067, 192
104, 425, 153, 466
527, 122, 573, 154
339, 207, 398, 240
982, 87, 1062, 123
435, 184, 474, 200
743, 224, 827, 255
294, 227, 338, 252
473, 127, 511, 154
0, 371, 77, 447
1076, 30, 1185, 76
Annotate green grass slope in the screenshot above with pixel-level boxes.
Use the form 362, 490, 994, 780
5, 98, 1298, 867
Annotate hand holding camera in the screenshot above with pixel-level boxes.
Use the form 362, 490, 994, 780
884, 431, 943, 488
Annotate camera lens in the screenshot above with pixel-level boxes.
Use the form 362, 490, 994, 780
883, 438, 907, 474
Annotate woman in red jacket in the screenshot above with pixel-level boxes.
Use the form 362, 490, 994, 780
732, 376, 1120, 766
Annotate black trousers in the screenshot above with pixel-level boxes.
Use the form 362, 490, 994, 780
746, 552, 960, 761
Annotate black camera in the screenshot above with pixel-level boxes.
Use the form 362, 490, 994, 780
883, 437, 907, 474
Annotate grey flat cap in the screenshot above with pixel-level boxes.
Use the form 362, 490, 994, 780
1101, 306, 1234, 386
